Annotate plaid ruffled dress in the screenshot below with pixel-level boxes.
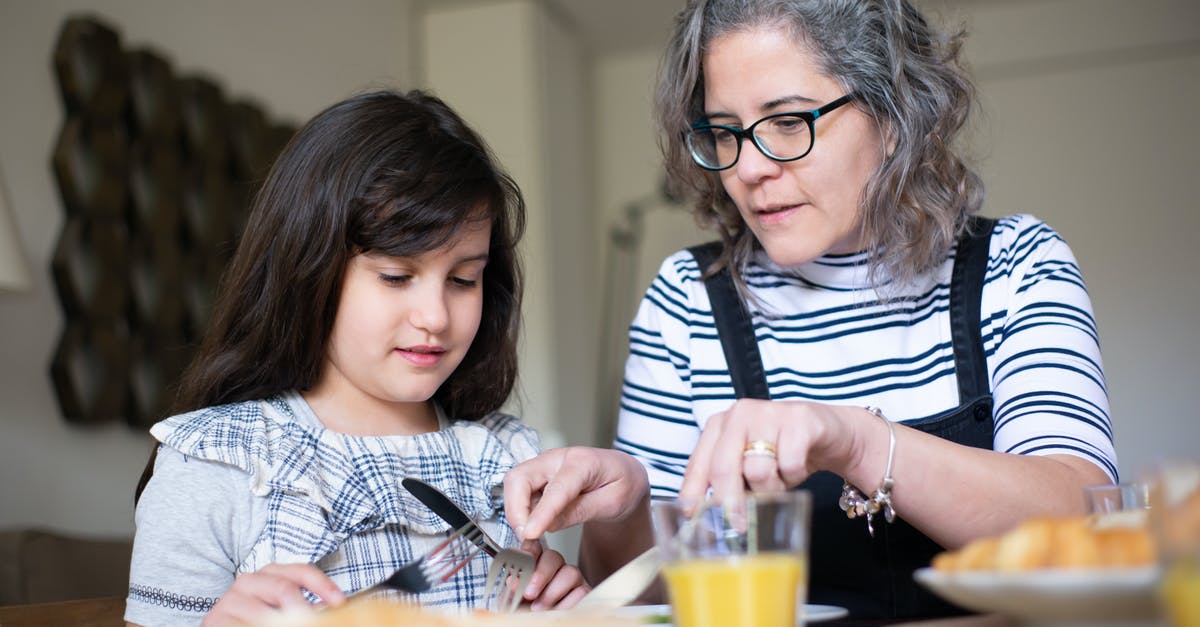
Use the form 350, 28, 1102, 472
125, 391, 539, 626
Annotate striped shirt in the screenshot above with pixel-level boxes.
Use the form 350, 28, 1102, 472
615, 214, 1115, 496
125, 391, 539, 627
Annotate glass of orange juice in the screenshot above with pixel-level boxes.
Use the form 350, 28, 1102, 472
1148, 461, 1200, 627
651, 491, 811, 627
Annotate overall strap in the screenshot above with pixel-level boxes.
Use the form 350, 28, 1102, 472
948, 216, 997, 403
687, 242, 770, 400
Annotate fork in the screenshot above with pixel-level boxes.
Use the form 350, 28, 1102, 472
350, 524, 486, 599
482, 547, 535, 612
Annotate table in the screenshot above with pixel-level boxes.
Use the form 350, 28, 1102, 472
0, 595, 125, 627
890, 615, 1015, 627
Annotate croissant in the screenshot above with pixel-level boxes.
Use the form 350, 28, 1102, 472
931, 512, 1155, 572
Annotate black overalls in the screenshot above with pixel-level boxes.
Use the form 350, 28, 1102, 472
687, 216, 997, 621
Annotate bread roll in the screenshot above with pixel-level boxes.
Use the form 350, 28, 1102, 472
931, 513, 1155, 572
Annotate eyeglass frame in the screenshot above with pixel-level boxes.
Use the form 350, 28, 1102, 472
686, 93, 857, 171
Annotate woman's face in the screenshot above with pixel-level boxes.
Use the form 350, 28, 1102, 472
314, 219, 490, 427
702, 25, 888, 267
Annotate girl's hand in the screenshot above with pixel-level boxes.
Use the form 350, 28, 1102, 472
504, 447, 649, 540
518, 540, 590, 610
200, 563, 345, 626
678, 400, 865, 505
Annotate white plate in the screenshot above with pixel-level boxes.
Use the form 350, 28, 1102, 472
612, 603, 848, 624
914, 566, 1162, 625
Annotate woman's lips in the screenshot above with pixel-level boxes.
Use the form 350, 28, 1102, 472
397, 346, 445, 367
755, 203, 802, 225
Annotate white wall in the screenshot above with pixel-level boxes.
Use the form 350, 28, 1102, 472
538, 5, 600, 450
420, 0, 596, 557
422, 2, 559, 444
936, 0, 1200, 479
1, 0, 1195, 549
0, 0, 414, 538
591, 47, 710, 444
421, 0, 601, 451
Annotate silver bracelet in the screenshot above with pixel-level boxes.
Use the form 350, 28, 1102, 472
837, 406, 896, 537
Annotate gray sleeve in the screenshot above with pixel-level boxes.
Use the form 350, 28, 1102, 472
124, 446, 263, 627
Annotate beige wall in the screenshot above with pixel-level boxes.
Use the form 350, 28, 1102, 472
420, 0, 596, 556
947, 0, 1200, 478
0, 0, 415, 537
0, 0, 1196, 549
420, 0, 598, 451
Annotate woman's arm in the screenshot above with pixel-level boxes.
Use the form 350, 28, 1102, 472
578, 491, 655, 585
681, 218, 1115, 548
503, 447, 653, 584
681, 400, 1107, 549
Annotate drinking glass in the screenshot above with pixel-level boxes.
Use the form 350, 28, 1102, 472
1084, 481, 1151, 514
651, 491, 812, 627
1148, 461, 1200, 627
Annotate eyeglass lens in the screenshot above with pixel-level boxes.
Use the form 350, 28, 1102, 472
688, 114, 813, 170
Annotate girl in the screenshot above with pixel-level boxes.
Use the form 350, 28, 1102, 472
125, 90, 587, 627
503, 0, 1114, 620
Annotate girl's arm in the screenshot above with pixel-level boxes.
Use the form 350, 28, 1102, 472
129, 448, 346, 625
126, 449, 242, 625
201, 564, 344, 626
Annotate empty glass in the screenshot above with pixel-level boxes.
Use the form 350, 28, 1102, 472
1084, 481, 1151, 514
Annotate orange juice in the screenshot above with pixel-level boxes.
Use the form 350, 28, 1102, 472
1161, 557, 1200, 627
662, 552, 806, 627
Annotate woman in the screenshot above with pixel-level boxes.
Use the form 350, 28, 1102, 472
504, 0, 1114, 619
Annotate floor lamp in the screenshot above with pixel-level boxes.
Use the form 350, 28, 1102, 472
593, 178, 681, 447
0, 167, 32, 293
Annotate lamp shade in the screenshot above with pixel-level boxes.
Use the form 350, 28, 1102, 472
0, 167, 32, 291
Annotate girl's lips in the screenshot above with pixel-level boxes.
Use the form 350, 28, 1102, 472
397, 347, 445, 367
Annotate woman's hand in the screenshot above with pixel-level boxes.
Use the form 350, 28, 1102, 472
503, 447, 650, 540
518, 540, 590, 610
678, 400, 868, 504
201, 563, 345, 626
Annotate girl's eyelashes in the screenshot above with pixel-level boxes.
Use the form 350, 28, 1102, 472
377, 273, 411, 285
375, 273, 480, 288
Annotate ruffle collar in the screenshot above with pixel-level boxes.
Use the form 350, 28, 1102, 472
150, 395, 521, 538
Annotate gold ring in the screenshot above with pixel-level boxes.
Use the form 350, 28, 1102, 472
743, 439, 777, 459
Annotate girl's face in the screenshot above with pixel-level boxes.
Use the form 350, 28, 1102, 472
702, 25, 888, 267
312, 219, 490, 431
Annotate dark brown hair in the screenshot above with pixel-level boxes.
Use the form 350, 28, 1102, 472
656, 0, 982, 289
172, 89, 525, 420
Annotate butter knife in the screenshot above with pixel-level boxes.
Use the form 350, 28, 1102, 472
572, 546, 662, 611
401, 477, 501, 557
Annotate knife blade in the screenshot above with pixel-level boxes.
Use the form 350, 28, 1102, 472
402, 477, 501, 557
572, 546, 662, 611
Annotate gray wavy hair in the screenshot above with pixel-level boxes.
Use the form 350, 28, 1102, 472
655, 0, 984, 288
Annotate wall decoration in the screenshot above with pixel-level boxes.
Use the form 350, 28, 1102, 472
48, 15, 297, 427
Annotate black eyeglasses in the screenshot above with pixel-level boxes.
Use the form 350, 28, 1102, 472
686, 94, 856, 171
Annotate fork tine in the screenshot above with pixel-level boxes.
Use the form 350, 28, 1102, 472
483, 560, 508, 611
423, 527, 485, 583
484, 549, 535, 612
353, 525, 487, 599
